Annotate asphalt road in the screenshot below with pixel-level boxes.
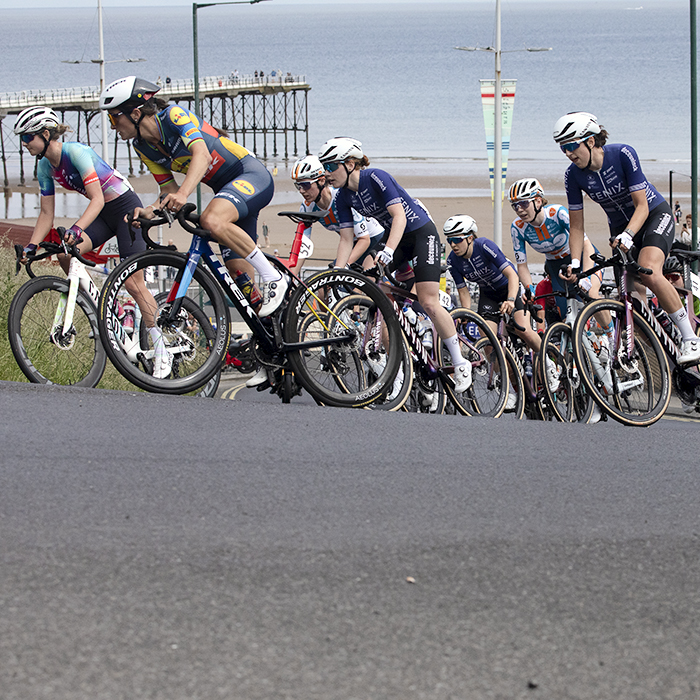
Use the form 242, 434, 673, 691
1, 380, 699, 700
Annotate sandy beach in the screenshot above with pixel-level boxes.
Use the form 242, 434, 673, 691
1, 162, 622, 274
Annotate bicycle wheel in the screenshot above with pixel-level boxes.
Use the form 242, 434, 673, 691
403, 360, 447, 414
8, 275, 106, 387
447, 309, 508, 417
284, 270, 403, 408
541, 322, 594, 423
144, 292, 223, 398
572, 299, 671, 426
500, 346, 525, 420
99, 250, 230, 394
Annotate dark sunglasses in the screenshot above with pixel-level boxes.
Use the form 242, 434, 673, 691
323, 162, 342, 173
20, 133, 37, 144
446, 236, 468, 245
294, 181, 316, 191
560, 138, 588, 153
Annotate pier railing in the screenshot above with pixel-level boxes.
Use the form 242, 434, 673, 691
0, 73, 310, 187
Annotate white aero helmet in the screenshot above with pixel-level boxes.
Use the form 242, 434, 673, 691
99, 76, 161, 112
14, 106, 60, 135
553, 112, 601, 145
318, 137, 363, 164
291, 155, 324, 182
508, 178, 545, 203
443, 215, 478, 239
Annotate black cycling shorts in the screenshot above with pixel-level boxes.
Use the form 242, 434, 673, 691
611, 200, 675, 260
478, 284, 525, 321
390, 220, 442, 284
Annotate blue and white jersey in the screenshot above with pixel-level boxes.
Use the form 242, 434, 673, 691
447, 237, 515, 294
565, 143, 664, 229
510, 204, 571, 263
299, 188, 384, 242
335, 168, 432, 234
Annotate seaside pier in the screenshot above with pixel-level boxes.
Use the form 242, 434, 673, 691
0, 73, 311, 187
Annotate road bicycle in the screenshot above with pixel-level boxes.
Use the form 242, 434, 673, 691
8, 234, 221, 397
571, 247, 700, 426
8, 237, 107, 387
361, 268, 509, 417
486, 302, 554, 421
97, 205, 403, 407
539, 282, 601, 423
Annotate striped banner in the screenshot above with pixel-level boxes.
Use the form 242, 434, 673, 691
480, 79, 517, 202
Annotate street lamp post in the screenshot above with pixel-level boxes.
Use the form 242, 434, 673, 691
62, 0, 145, 161
191, 0, 270, 209
455, 0, 550, 247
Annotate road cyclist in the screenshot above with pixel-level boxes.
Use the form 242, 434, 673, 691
443, 214, 557, 412
290, 154, 385, 272
99, 76, 286, 319
554, 111, 700, 367
12, 105, 171, 379
317, 137, 472, 394
97, 203, 405, 405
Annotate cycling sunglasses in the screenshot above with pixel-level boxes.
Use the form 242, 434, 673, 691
560, 138, 589, 153
294, 181, 316, 191
323, 162, 342, 173
107, 111, 125, 127
446, 236, 469, 245
20, 133, 37, 144
511, 200, 532, 211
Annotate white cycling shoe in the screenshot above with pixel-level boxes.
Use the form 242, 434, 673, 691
258, 276, 288, 318
505, 391, 518, 411
589, 403, 603, 424
679, 338, 700, 365
453, 361, 473, 393
545, 361, 561, 393
152, 341, 173, 379
246, 367, 269, 388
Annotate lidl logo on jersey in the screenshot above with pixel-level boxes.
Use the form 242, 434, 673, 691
170, 107, 192, 127
232, 179, 256, 195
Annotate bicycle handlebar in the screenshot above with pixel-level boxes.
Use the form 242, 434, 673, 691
128, 207, 178, 250
15, 227, 96, 279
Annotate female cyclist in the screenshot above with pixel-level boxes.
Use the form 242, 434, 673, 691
554, 111, 700, 365
99, 76, 285, 318
290, 154, 385, 272
444, 214, 560, 404
317, 137, 471, 392
14, 106, 172, 379
508, 177, 611, 332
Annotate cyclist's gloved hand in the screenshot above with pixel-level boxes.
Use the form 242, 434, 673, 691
23, 243, 37, 258
614, 229, 634, 252
64, 224, 84, 245
529, 283, 536, 298
376, 246, 394, 267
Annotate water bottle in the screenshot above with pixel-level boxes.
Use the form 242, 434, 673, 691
523, 353, 533, 378
234, 271, 262, 307
653, 305, 682, 345
404, 306, 418, 326
122, 300, 136, 335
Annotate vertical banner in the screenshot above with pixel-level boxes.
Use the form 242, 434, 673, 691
480, 79, 517, 202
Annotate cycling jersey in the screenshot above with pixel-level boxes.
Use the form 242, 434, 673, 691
37, 142, 132, 202
299, 188, 385, 242
447, 237, 516, 294
564, 143, 664, 229
335, 168, 432, 233
510, 204, 572, 263
133, 104, 251, 193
